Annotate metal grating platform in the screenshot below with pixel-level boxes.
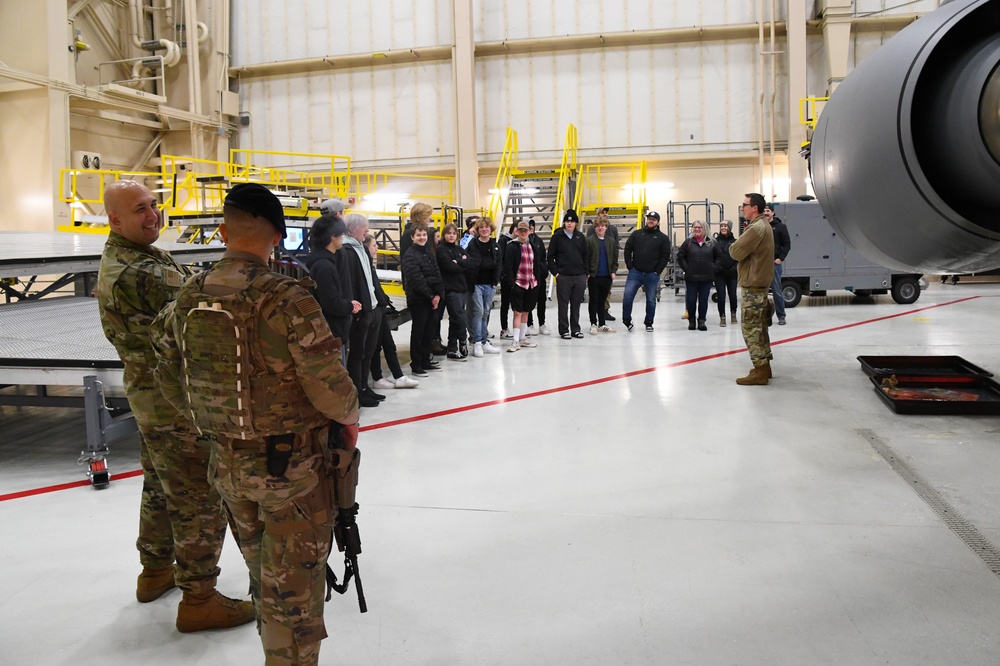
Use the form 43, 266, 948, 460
0, 297, 124, 386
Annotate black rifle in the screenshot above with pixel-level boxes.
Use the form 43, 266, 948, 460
326, 422, 367, 613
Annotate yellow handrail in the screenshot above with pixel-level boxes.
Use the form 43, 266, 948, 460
488, 127, 518, 227
799, 96, 829, 129
552, 124, 579, 231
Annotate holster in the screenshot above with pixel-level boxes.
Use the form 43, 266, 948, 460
266, 433, 295, 477
329, 446, 361, 510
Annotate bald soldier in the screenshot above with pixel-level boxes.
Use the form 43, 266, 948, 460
96, 180, 255, 631
150, 183, 360, 666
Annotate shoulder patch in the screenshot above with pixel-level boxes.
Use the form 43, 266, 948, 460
165, 270, 183, 288
294, 295, 322, 316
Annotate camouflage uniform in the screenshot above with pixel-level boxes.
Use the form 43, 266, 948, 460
96, 231, 227, 594
740, 287, 773, 367
150, 250, 359, 666
729, 214, 775, 369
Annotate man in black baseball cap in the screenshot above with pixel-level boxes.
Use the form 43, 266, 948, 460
224, 183, 287, 239
645, 211, 661, 222
620, 209, 671, 332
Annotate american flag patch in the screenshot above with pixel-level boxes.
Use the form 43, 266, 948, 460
294, 296, 322, 316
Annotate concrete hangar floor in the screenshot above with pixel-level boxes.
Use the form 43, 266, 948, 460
3, 280, 1000, 665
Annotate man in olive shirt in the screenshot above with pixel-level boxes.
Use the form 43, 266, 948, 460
96, 180, 254, 631
729, 192, 775, 385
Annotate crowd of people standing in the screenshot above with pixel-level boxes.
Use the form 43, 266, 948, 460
308, 195, 787, 401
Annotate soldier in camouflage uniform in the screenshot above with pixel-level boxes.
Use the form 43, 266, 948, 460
150, 183, 360, 666
729, 192, 775, 385
96, 180, 256, 632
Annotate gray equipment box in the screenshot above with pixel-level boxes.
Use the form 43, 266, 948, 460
773, 200, 922, 308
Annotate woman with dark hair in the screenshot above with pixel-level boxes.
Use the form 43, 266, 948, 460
304, 214, 361, 355
364, 234, 420, 389
497, 220, 517, 339
401, 222, 445, 376
714, 220, 739, 327
436, 222, 470, 360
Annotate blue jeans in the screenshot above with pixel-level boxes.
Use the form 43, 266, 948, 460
770, 261, 785, 319
684, 280, 713, 322
622, 269, 660, 326
471, 284, 496, 344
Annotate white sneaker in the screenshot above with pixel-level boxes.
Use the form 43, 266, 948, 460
472, 342, 484, 358
483, 341, 501, 354
539, 324, 551, 335
519, 339, 537, 348
506, 341, 520, 353
372, 378, 395, 390
590, 325, 599, 335
393, 375, 420, 389
599, 325, 616, 333
527, 326, 538, 336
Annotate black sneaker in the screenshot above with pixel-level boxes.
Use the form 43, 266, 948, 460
604, 311, 616, 321
645, 324, 654, 332
447, 351, 466, 362
459, 343, 469, 357
364, 387, 386, 401
560, 333, 571, 340
425, 362, 443, 371
359, 394, 380, 408
623, 320, 634, 332
411, 367, 429, 377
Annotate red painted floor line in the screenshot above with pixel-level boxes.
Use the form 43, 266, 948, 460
0, 468, 143, 502
3, 295, 978, 502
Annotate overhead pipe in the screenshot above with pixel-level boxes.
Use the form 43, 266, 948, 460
128, 0, 182, 67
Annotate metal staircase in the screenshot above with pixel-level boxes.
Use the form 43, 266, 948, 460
500, 171, 566, 237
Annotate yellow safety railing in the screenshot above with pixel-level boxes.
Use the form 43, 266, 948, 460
487, 127, 519, 227
60, 169, 164, 206
800, 96, 829, 129
346, 171, 455, 208
552, 124, 579, 231
229, 149, 353, 197
160, 155, 232, 216
578, 161, 648, 228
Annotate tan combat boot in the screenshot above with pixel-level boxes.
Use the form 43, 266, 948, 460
763, 362, 772, 379
176, 590, 256, 633
736, 365, 770, 385
731, 313, 738, 324
136, 566, 176, 603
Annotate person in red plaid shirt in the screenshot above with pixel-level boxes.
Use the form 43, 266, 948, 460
502, 220, 540, 353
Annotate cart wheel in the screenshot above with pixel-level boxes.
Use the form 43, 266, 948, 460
89, 458, 110, 489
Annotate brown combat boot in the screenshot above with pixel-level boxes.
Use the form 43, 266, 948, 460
736, 365, 770, 385
763, 362, 772, 379
136, 566, 176, 603
176, 590, 256, 633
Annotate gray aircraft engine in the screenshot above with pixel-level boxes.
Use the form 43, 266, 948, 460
810, 0, 1000, 273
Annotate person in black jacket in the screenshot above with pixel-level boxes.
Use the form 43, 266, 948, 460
364, 234, 420, 390
766, 203, 791, 325
304, 215, 361, 355
496, 221, 516, 339
464, 217, 503, 357
547, 209, 589, 339
401, 222, 445, 376
436, 223, 470, 360
621, 211, 672, 332
525, 219, 550, 335
713, 220, 739, 327
676, 221, 720, 331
